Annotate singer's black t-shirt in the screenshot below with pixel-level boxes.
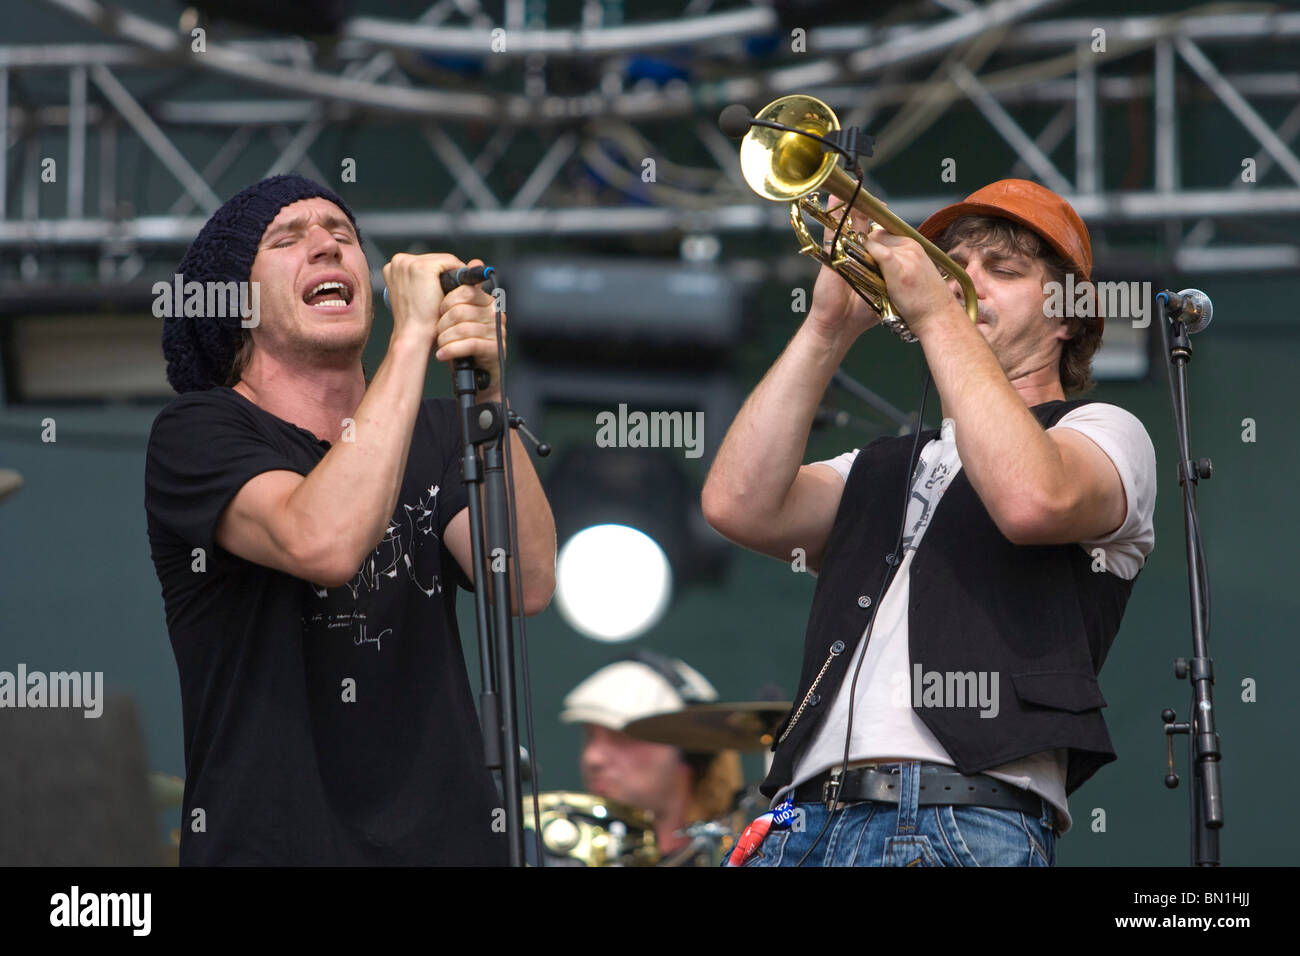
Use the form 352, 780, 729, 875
145, 386, 505, 865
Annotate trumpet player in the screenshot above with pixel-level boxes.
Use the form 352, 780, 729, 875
703, 179, 1156, 867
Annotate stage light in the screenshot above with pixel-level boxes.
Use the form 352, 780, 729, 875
544, 446, 727, 642
504, 255, 742, 641
0, 283, 170, 403
554, 524, 673, 642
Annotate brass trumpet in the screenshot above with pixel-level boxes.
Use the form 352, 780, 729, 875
737, 94, 978, 341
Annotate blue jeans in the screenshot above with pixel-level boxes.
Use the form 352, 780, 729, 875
740, 762, 1057, 867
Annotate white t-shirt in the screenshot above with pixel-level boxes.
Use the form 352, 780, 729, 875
778, 403, 1157, 835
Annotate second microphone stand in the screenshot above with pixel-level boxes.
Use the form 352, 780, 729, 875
1155, 292, 1224, 866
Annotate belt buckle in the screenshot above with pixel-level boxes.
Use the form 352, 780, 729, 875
822, 769, 844, 812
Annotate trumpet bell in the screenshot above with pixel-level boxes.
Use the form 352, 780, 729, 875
736, 93, 978, 341
740, 96, 841, 202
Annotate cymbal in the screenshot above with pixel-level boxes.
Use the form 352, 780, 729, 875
623, 701, 792, 753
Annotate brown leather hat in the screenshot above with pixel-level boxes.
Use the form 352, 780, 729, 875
919, 178, 1091, 278
918, 179, 1099, 335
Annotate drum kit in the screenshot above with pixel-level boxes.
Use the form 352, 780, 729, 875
524, 700, 789, 867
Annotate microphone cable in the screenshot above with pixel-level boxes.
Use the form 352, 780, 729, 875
828, 167, 866, 259
485, 276, 548, 868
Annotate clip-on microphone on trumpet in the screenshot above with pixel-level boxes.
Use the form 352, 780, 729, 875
717, 103, 874, 171
719, 103, 876, 271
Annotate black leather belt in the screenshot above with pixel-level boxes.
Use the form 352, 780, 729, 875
794, 764, 1049, 822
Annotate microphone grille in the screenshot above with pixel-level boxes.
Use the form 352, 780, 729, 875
718, 104, 755, 139
1177, 288, 1213, 333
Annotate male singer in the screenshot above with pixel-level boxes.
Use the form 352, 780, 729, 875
145, 174, 555, 865
703, 179, 1156, 866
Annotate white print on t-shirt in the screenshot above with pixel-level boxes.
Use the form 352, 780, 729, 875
400, 485, 446, 597
304, 609, 392, 652
354, 623, 392, 651
900, 454, 956, 557
307, 484, 448, 600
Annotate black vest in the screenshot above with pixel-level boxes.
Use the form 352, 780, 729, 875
762, 399, 1137, 798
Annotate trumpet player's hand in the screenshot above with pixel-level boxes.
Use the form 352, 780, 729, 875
806, 197, 882, 343
862, 227, 960, 337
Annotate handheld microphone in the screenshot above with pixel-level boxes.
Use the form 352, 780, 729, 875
441, 264, 496, 294
382, 264, 496, 311
1159, 288, 1213, 334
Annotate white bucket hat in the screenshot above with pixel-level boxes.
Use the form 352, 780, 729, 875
560, 653, 718, 731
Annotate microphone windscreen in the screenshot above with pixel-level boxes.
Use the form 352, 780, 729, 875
718, 104, 755, 139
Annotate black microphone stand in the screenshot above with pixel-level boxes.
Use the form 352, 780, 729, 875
448, 276, 548, 867
1155, 291, 1224, 866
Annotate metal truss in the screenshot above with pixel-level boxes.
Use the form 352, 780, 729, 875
4, 0, 1300, 279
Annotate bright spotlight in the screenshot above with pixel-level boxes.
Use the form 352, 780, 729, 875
554, 524, 672, 642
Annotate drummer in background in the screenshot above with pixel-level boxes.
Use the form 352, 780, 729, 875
560, 651, 743, 858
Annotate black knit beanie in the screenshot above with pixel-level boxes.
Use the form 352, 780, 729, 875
161, 174, 361, 394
